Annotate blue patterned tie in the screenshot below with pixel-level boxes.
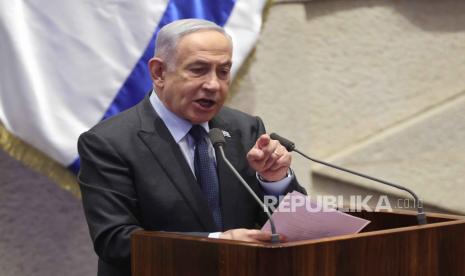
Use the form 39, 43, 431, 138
189, 125, 223, 231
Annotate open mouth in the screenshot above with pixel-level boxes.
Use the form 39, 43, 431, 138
195, 99, 216, 109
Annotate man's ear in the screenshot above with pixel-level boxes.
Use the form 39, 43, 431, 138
148, 57, 166, 88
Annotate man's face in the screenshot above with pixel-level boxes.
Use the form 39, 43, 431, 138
155, 30, 232, 124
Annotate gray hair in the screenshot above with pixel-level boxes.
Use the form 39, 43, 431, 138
154, 19, 232, 70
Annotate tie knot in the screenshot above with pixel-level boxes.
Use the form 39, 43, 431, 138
189, 125, 207, 143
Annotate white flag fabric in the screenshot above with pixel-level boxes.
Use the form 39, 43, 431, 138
0, 0, 266, 173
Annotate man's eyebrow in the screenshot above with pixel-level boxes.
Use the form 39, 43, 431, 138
187, 60, 232, 67
186, 61, 210, 68
220, 61, 232, 67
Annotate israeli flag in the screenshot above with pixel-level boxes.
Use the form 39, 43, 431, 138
0, 0, 266, 173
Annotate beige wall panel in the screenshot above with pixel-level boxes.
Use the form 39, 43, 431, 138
313, 94, 465, 212
228, 0, 465, 212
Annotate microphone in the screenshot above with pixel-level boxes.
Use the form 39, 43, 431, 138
270, 133, 428, 225
208, 128, 281, 243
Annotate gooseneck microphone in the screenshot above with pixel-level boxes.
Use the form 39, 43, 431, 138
209, 128, 280, 243
270, 133, 428, 225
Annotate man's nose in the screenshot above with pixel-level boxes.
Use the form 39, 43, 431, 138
203, 72, 221, 91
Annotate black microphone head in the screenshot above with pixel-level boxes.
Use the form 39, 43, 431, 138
270, 133, 295, 152
209, 128, 226, 147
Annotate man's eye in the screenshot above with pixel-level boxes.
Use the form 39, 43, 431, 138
218, 67, 231, 78
189, 67, 206, 75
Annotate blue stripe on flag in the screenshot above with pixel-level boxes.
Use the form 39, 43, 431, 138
69, 0, 237, 173
69, 158, 80, 174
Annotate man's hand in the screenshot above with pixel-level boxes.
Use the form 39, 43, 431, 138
246, 134, 291, 182
219, 228, 286, 243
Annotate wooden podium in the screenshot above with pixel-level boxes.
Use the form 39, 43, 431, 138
131, 211, 465, 276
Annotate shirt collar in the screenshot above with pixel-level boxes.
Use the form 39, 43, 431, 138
149, 90, 209, 142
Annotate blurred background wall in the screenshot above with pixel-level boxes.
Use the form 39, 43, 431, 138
230, 0, 465, 214
0, 149, 96, 275
1, 0, 464, 275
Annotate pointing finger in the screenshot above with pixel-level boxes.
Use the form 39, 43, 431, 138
257, 134, 270, 149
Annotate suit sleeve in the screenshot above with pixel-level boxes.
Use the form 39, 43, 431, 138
249, 117, 307, 226
77, 131, 142, 264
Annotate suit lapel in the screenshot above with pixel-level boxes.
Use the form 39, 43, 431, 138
136, 96, 216, 231
210, 117, 246, 230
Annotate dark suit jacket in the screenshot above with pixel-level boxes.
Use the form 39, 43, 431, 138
78, 94, 306, 276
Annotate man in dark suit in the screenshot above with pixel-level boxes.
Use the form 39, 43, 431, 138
78, 19, 306, 276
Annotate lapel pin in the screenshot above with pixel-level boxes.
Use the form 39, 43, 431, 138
222, 130, 231, 138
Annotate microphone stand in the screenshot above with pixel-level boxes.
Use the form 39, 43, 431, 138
270, 133, 427, 225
